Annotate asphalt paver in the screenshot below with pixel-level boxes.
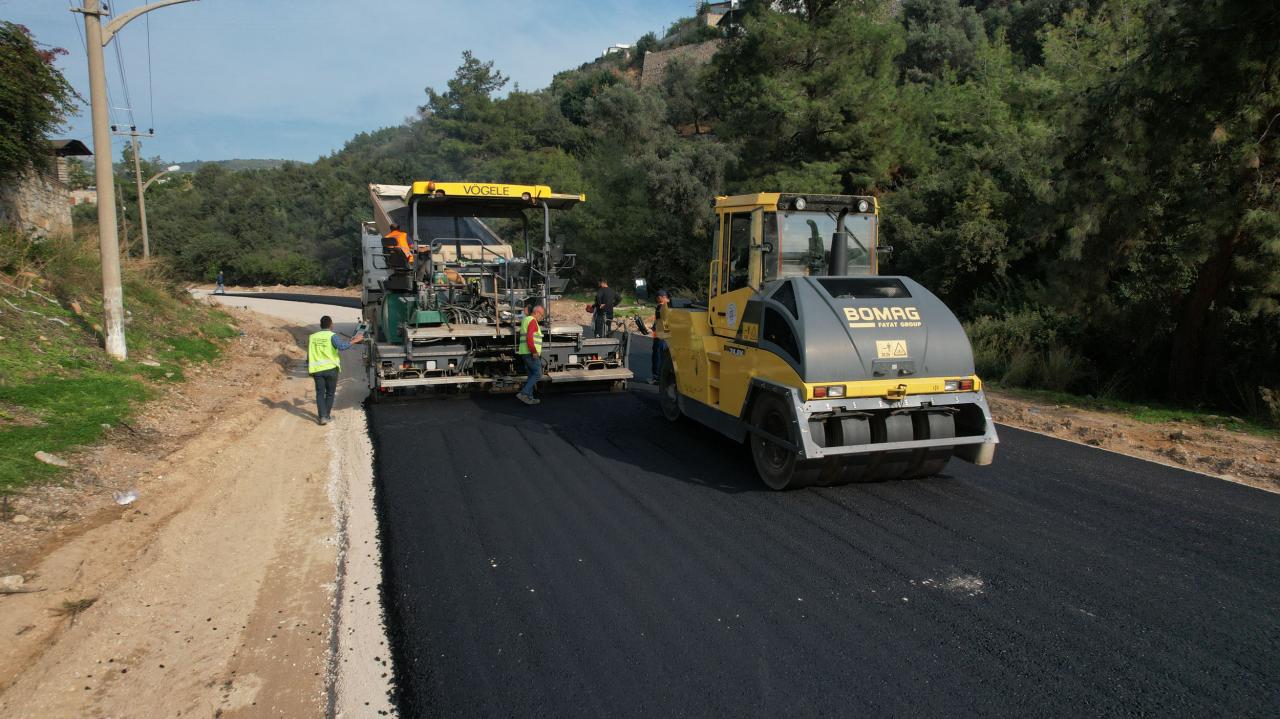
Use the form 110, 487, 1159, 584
370, 383, 1280, 717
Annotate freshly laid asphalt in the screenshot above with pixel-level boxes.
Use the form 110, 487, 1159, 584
216, 291, 361, 308
369, 337, 1280, 718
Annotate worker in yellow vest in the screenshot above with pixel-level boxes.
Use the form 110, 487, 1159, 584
308, 315, 364, 425
516, 304, 545, 406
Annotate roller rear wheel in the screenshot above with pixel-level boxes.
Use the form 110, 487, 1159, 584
904, 412, 955, 478
749, 394, 822, 490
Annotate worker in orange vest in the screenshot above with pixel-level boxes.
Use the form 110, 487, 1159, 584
384, 223, 413, 265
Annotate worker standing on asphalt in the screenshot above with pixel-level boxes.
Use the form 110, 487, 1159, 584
385, 223, 413, 266
214, 270, 225, 295
309, 315, 364, 425
649, 289, 669, 385
592, 278, 620, 338
516, 304, 545, 406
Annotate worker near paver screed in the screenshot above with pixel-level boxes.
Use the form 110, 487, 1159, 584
516, 304, 545, 406
308, 315, 364, 425
591, 278, 620, 338
384, 223, 413, 265
648, 288, 669, 385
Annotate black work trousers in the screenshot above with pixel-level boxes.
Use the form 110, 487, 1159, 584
593, 310, 614, 338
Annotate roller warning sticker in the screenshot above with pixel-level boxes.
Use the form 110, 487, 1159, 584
875, 340, 909, 359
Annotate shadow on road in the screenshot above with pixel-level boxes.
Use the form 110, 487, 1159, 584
426, 388, 765, 495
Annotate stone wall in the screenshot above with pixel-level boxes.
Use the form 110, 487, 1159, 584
0, 169, 72, 239
640, 40, 723, 89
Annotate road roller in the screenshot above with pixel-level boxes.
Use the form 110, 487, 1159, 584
656, 192, 998, 489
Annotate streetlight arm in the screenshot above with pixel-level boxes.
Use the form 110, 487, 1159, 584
142, 171, 168, 193
101, 0, 198, 45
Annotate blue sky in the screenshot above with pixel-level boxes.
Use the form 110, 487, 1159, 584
6, 0, 698, 163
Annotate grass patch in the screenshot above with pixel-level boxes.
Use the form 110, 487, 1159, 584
1, 231, 240, 493
990, 384, 1280, 438
50, 597, 97, 624
0, 374, 148, 492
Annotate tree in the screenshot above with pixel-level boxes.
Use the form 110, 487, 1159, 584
0, 22, 78, 186
1039, 0, 1280, 399
707, 0, 907, 194
661, 58, 711, 134
899, 0, 989, 82
66, 157, 93, 189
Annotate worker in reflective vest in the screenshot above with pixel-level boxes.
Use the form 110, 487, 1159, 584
308, 315, 364, 425
516, 304, 545, 406
384, 223, 413, 265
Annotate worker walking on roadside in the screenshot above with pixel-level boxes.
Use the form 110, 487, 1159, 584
592, 278, 620, 338
384, 223, 413, 266
214, 270, 225, 295
649, 289, 669, 385
309, 315, 364, 425
516, 304, 545, 406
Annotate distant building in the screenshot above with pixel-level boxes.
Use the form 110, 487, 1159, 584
601, 43, 633, 59
701, 1, 742, 28
70, 188, 98, 206
0, 139, 92, 238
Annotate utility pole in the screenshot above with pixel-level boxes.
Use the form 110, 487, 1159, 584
114, 127, 156, 259
72, 0, 198, 361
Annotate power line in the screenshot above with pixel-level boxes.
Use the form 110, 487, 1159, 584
68, 0, 121, 130
108, 1, 137, 128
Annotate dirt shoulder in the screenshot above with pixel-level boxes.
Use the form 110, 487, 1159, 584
0, 299, 390, 717
988, 390, 1280, 493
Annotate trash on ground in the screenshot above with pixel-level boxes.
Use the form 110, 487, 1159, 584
113, 489, 140, 506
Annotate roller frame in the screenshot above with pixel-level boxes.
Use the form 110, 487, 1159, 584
743, 380, 999, 463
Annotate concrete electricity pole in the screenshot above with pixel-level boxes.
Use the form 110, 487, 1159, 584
73, 0, 197, 360
114, 127, 159, 259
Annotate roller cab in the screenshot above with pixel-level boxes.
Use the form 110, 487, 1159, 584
659, 193, 998, 489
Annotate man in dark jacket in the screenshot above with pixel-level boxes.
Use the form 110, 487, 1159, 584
592, 278, 620, 338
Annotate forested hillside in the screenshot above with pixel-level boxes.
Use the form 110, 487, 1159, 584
123, 0, 1278, 417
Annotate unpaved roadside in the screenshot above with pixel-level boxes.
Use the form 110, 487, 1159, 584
988, 391, 1280, 492
0, 295, 392, 717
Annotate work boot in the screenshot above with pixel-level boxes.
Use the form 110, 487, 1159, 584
517, 393, 533, 405
318, 416, 328, 425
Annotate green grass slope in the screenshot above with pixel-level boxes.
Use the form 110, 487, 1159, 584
0, 230, 238, 493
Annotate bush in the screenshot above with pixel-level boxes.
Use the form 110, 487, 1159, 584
229, 249, 323, 286
966, 308, 1088, 392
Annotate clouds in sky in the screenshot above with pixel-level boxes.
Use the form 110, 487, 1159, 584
5, 0, 695, 162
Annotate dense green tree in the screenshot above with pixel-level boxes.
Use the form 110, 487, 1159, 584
707, 0, 906, 193
899, 0, 989, 82
1037, 0, 1280, 398
0, 22, 78, 185
569, 83, 729, 288
661, 58, 712, 134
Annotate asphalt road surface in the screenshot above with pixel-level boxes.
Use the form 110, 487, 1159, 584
216, 291, 361, 309
369, 336, 1280, 718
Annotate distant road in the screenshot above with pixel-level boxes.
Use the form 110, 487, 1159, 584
213, 291, 360, 309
